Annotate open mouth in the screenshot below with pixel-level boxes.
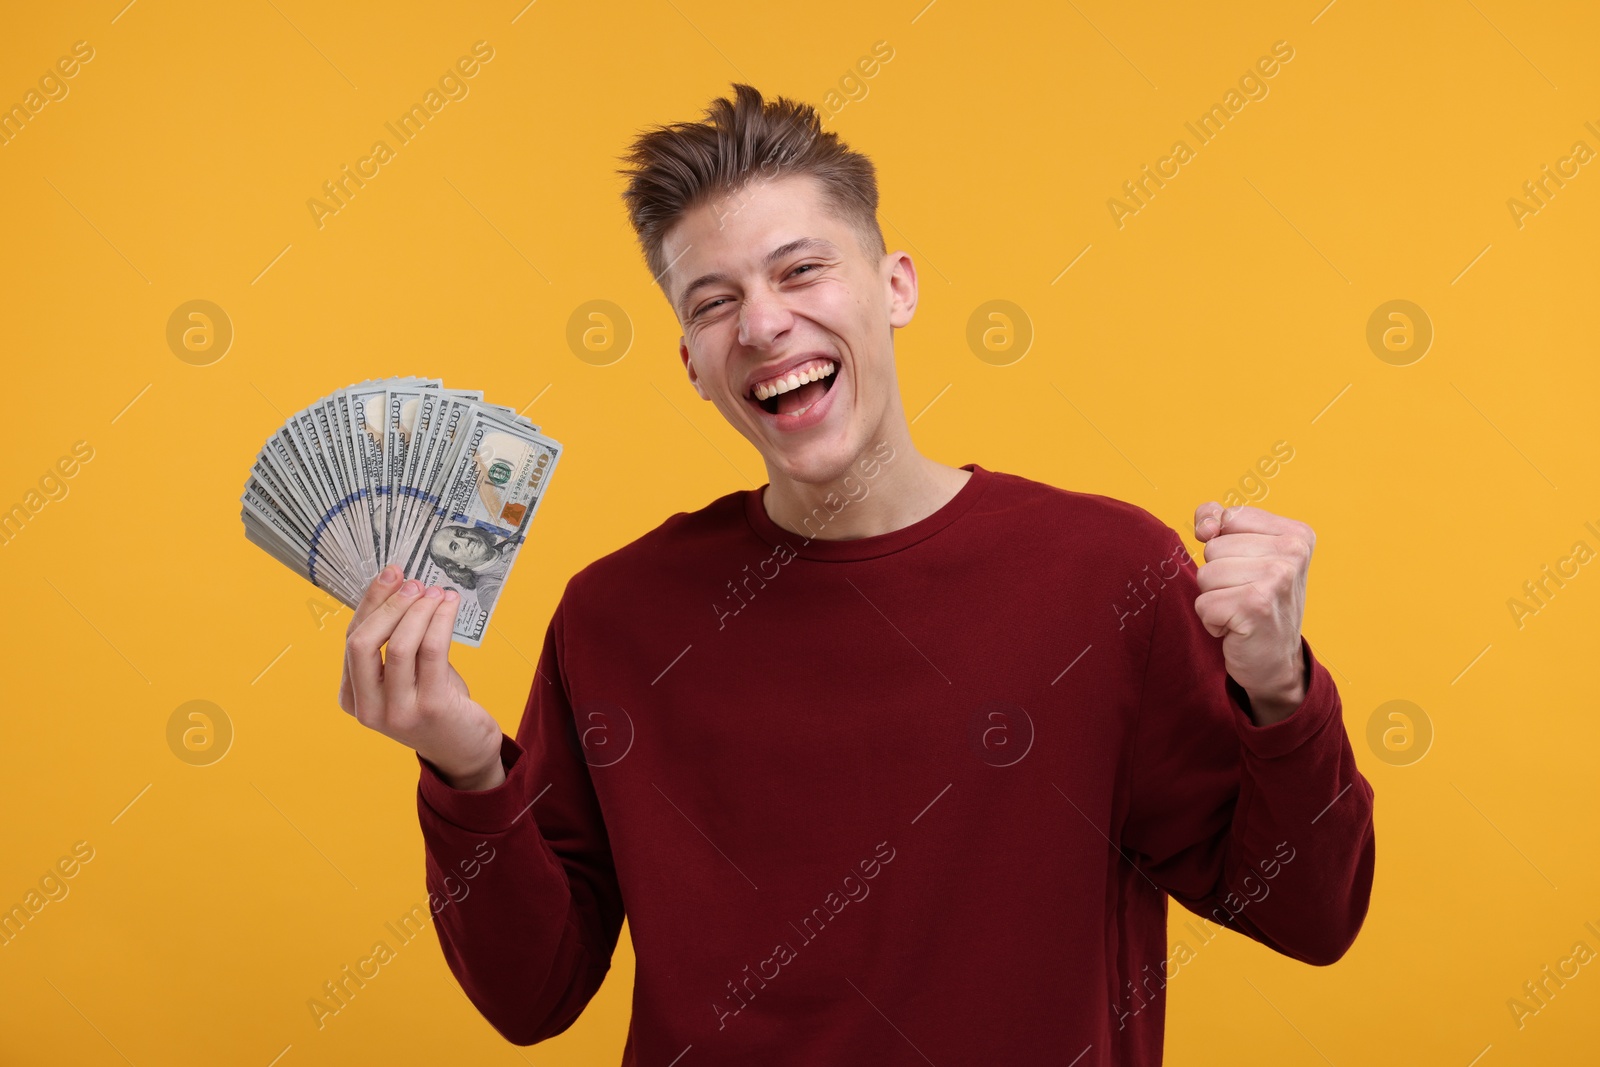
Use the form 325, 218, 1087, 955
750, 359, 840, 417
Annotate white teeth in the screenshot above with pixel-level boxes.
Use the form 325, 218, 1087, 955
753, 360, 836, 401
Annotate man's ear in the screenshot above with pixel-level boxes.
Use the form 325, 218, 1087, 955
680, 339, 709, 400
885, 250, 917, 329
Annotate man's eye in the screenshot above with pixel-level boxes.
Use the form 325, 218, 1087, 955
692, 265, 819, 320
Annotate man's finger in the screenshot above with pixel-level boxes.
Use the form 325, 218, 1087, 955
416, 590, 459, 692
1201, 531, 1283, 562
1193, 586, 1250, 638
383, 588, 445, 705
348, 579, 425, 709
1194, 555, 1282, 596
1210, 504, 1299, 537
1194, 501, 1225, 541
354, 579, 427, 645
347, 564, 403, 636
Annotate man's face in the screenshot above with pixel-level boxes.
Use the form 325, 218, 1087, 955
664, 172, 916, 485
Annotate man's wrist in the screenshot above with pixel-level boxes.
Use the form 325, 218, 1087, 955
1242, 644, 1311, 727
426, 750, 507, 792
1246, 683, 1305, 726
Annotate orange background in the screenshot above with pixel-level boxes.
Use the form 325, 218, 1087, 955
2, 1, 1597, 1063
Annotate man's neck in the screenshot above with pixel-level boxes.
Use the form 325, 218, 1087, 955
760, 444, 971, 543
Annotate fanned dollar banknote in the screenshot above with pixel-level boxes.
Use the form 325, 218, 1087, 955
240, 377, 562, 645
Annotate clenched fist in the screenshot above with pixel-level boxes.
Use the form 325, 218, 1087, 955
339, 564, 506, 790
1192, 503, 1314, 726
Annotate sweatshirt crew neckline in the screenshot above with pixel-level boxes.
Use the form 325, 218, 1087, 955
742, 461, 991, 562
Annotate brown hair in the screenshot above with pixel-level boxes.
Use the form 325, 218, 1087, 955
615, 82, 887, 300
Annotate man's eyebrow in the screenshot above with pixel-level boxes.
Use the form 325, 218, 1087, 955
674, 237, 839, 319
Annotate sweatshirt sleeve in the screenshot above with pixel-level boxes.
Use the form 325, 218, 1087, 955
415, 590, 625, 1044
1118, 527, 1375, 967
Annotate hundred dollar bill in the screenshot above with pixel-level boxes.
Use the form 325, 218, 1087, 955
241, 378, 560, 641
264, 418, 364, 589
403, 410, 562, 645
345, 383, 392, 566
381, 387, 427, 561
393, 392, 480, 570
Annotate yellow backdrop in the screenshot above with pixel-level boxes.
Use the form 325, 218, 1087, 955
3, 1, 1597, 1063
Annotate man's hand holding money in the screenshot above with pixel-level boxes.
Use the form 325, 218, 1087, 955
338, 563, 506, 791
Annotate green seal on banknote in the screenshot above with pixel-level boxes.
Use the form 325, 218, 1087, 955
487, 459, 512, 486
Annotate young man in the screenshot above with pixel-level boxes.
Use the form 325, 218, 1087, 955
338, 83, 1375, 1065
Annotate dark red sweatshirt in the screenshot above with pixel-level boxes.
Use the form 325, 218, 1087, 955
415, 460, 1375, 1065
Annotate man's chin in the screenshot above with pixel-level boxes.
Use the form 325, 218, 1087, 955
760, 435, 862, 488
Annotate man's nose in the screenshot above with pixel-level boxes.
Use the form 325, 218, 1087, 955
737, 287, 792, 350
